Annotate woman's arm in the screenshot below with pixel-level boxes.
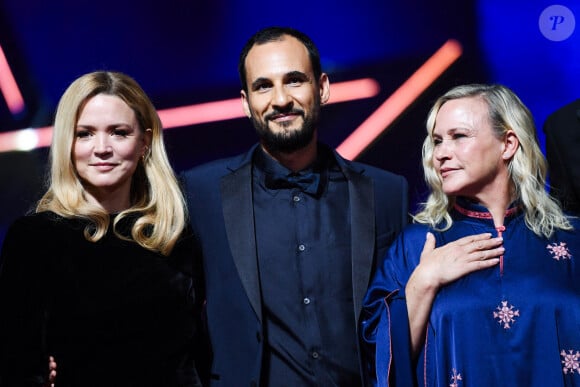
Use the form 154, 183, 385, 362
0, 216, 52, 386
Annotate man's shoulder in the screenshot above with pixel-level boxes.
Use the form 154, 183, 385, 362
344, 158, 407, 185
181, 147, 256, 181
181, 155, 235, 177
544, 98, 580, 128
551, 98, 580, 116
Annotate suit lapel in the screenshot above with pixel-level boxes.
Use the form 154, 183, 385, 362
220, 153, 262, 322
339, 157, 375, 323
219, 147, 375, 324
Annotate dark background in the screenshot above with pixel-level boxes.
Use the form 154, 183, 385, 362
1, 0, 578, 245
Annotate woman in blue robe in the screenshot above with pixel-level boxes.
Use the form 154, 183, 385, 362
361, 84, 580, 386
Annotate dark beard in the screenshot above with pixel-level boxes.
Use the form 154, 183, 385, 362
252, 108, 318, 154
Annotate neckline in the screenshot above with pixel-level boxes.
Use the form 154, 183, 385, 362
453, 198, 520, 220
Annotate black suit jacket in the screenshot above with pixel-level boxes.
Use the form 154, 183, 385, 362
181, 143, 409, 386
543, 99, 580, 214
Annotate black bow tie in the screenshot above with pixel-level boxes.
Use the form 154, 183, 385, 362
265, 171, 321, 195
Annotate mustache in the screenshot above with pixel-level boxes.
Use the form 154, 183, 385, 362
265, 108, 304, 121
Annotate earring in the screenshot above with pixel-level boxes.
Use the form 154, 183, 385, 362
142, 146, 151, 162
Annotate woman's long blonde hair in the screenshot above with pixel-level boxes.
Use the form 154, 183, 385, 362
413, 83, 572, 237
36, 71, 187, 256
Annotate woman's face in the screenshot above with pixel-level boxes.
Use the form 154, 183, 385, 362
73, 93, 149, 207
431, 97, 507, 200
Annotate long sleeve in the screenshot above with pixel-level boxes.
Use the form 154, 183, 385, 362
361, 225, 426, 387
0, 216, 53, 386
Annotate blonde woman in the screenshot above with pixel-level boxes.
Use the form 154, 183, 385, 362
362, 84, 580, 386
0, 71, 203, 386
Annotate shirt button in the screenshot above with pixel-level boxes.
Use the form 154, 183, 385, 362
303, 297, 311, 305
298, 244, 305, 252
311, 351, 319, 359
293, 195, 301, 202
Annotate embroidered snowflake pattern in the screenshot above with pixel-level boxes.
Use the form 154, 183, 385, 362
449, 368, 462, 387
493, 300, 520, 329
546, 242, 572, 261
561, 349, 580, 375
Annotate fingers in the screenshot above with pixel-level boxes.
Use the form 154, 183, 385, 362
434, 233, 503, 259
454, 233, 503, 255
470, 238, 504, 258
421, 232, 436, 255
474, 255, 500, 270
420, 231, 504, 286
48, 355, 57, 384
477, 246, 504, 262
465, 241, 503, 276
463, 240, 503, 270
457, 232, 494, 246
472, 249, 502, 263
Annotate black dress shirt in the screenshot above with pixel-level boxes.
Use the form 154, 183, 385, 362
252, 144, 360, 386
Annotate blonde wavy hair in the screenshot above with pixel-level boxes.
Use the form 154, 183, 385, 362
36, 71, 187, 256
413, 83, 572, 238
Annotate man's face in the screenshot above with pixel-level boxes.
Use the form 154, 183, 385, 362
241, 35, 329, 153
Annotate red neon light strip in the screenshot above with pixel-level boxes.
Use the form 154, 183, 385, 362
158, 78, 379, 128
0, 45, 25, 115
336, 39, 463, 160
0, 78, 379, 153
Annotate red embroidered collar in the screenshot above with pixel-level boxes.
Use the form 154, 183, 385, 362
453, 202, 519, 219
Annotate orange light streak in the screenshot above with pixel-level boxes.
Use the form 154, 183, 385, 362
327, 78, 380, 104
336, 39, 463, 160
0, 78, 379, 153
158, 78, 379, 128
0, 45, 25, 115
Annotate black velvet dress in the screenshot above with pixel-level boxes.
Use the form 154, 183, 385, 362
0, 211, 203, 386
